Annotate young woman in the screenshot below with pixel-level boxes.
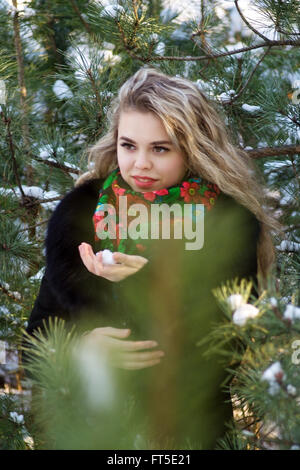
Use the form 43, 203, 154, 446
23, 67, 279, 449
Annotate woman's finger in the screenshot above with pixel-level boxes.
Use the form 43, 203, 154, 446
113, 252, 148, 268
127, 254, 149, 266
120, 350, 165, 362
112, 252, 130, 264
95, 250, 103, 265
104, 337, 158, 352
78, 245, 94, 272
96, 334, 158, 352
79, 243, 95, 263
79, 243, 107, 276
94, 326, 131, 338
120, 359, 162, 370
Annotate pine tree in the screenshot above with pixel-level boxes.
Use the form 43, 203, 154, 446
0, 0, 299, 449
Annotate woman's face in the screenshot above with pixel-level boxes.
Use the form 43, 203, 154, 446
117, 109, 187, 192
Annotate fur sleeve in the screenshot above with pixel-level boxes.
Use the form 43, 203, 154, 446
45, 178, 113, 319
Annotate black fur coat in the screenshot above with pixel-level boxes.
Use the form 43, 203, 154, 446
23, 176, 261, 449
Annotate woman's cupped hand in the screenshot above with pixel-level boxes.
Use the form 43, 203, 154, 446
78, 242, 148, 282
80, 327, 165, 370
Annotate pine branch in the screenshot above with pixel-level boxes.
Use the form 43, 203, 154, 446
106, 2, 300, 64
31, 154, 80, 175
290, 155, 300, 188
131, 0, 141, 23
226, 46, 272, 104
234, 0, 271, 42
275, 27, 300, 36
129, 38, 300, 62
0, 109, 25, 199
0, 281, 23, 304
284, 224, 300, 232
19, 195, 63, 209
245, 144, 300, 159
277, 109, 300, 128
12, 0, 33, 185
69, 0, 92, 34
86, 68, 102, 127
18, 219, 49, 233
190, 0, 215, 59
115, 17, 147, 62
199, 0, 206, 49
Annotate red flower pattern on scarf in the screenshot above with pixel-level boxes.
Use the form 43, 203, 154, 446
180, 182, 199, 203
112, 183, 126, 196
143, 192, 157, 202
93, 168, 221, 248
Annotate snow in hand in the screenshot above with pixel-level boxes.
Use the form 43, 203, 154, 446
99, 249, 116, 265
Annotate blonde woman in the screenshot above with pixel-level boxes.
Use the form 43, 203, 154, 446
24, 67, 280, 449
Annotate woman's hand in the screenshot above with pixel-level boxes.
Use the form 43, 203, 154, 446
78, 242, 148, 282
80, 327, 165, 370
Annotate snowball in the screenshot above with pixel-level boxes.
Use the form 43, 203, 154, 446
226, 294, 245, 311
232, 304, 259, 326
100, 249, 116, 265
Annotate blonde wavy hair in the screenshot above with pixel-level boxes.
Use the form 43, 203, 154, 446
75, 66, 283, 290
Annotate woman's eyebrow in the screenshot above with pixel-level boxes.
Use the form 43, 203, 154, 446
119, 136, 172, 145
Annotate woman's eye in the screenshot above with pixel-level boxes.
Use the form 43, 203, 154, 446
154, 146, 169, 153
121, 143, 135, 150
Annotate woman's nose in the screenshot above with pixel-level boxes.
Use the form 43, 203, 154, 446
134, 151, 152, 169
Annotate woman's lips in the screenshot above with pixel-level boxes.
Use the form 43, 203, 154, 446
132, 176, 158, 188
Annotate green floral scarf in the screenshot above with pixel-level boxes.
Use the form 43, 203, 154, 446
93, 167, 221, 255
